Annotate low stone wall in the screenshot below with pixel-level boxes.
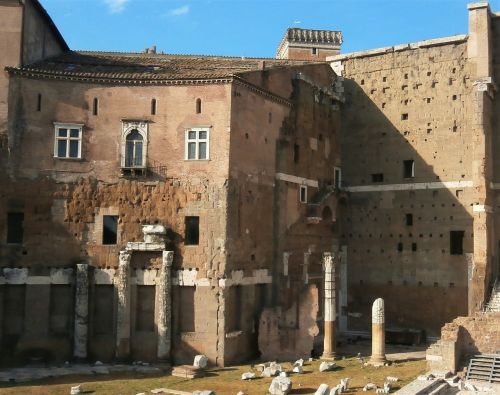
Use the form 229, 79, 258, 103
426, 312, 500, 372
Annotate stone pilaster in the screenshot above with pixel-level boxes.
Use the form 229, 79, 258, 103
468, 2, 495, 313
369, 298, 386, 366
73, 263, 89, 359
321, 252, 336, 360
157, 250, 173, 361
116, 250, 131, 360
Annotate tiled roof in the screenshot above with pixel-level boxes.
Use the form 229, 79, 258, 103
7, 51, 316, 83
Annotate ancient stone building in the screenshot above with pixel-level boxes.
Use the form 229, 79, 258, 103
0, 0, 342, 366
1, 0, 499, 369
328, 2, 499, 343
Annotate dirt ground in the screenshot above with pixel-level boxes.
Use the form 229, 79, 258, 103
0, 357, 426, 395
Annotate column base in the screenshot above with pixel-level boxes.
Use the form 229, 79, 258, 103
368, 356, 387, 366
321, 352, 337, 361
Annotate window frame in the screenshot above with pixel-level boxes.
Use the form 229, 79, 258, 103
403, 159, 415, 178
334, 167, 342, 189
299, 185, 308, 203
121, 121, 148, 169
185, 127, 210, 161
53, 123, 84, 159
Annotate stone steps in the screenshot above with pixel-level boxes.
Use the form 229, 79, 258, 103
485, 283, 500, 312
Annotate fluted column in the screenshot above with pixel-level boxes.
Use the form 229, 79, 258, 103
116, 250, 131, 360
369, 298, 386, 366
157, 250, 173, 360
321, 252, 336, 360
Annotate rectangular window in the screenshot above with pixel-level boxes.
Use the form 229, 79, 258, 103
7, 213, 24, 244
412, 242, 417, 252
185, 216, 199, 245
37, 94, 42, 112
151, 98, 157, 115
102, 215, 118, 245
92, 98, 99, 116
371, 173, 384, 183
185, 128, 209, 160
450, 231, 464, 255
54, 123, 83, 159
334, 167, 342, 188
397, 242, 403, 252
299, 185, 307, 203
311, 48, 317, 55
403, 160, 414, 178
406, 213, 413, 226
179, 286, 195, 332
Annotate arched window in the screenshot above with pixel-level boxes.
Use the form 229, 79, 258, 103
196, 98, 202, 114
125, 129, 144, 167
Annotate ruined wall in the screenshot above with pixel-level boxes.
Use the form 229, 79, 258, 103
0, 78, 233, 365
331, 38, 474, 336
226, 64, 342, 361
427, 312, 500, 372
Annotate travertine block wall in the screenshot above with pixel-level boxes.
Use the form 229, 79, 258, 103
330, 38, 475, 336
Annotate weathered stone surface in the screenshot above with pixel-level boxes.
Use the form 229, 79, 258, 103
193, 355, 208, 369
319, 361, 336, 372
241, 372, 256, 380
70, 385, 81, 395
268, 376, 292, 395
292, 366, 303, 374
314, 384, 330, 395
259, 285, 319, 361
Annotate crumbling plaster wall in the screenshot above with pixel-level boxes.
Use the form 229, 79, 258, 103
333, 39, 474, 336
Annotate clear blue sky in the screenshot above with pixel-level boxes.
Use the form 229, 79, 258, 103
43, 0, 500, 57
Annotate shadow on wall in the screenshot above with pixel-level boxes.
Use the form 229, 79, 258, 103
339, 76, 473, 337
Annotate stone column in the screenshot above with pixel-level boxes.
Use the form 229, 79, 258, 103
74, 263, 89, 359
369, 298, 386, 366
157, 250, 173, 361
321, 252, 336, 360
116, 250, 131, 360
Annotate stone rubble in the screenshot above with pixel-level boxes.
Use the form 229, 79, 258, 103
268, 376, 292, 395
319, 361, 336, 372
363, 383, 377, 391
193, 355, 208, 369
314, 383, 330, 395
70, 385, 81, 395
241, 372, 256, 380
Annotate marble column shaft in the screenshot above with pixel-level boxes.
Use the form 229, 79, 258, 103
370, 298, 386, 365
116, 250, 131, 360
322, 252, 336, 360
157, 250, 173, 360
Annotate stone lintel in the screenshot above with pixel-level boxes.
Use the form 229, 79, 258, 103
467, 2, 490, 11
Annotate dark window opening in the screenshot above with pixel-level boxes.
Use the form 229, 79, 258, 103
397, 242, 403, 252
450, 231, 464, 255
92, 98, 98, 116
196, 98, 202, 114
151, 98, 157, 115
412, 243, 417, 252
334, 168, 341, 188
372, 173, 384, 183
102, 215, 118, 245
37, 94, 42, 112
268, 112, 272, 123
294, 144, 300, 164
403, 159, 414, 178
185, 216, 199, 245
7, 213, 24, 244
401, 113, 408, 120
406, 213, 413, 226
228, 285, 243, 331
311, 47, 317, 55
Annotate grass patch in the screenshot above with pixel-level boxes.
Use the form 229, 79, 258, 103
0, 358, 426, 395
